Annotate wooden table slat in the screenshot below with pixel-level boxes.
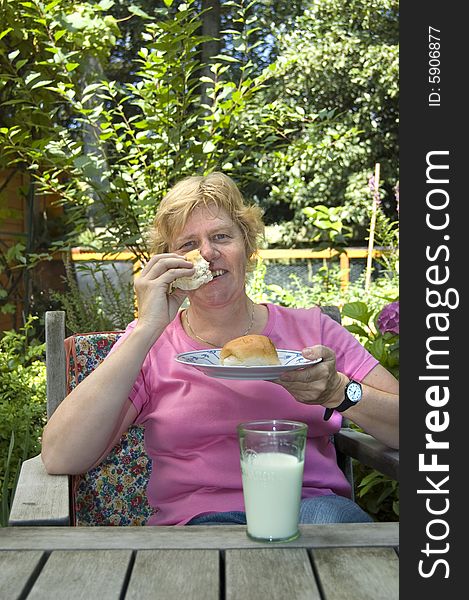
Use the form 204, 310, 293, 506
0, 523, 398, 551
226, 548, 321, 600
125, 549, 219, 600
312, 547, 399, 600
26, 550, 133, 600
1, 524, 399, 600
0, 550, 45, 600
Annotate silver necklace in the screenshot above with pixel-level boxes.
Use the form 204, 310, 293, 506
184, 301, 255, 347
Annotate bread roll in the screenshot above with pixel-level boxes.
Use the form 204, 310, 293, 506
220, 334, 281, 366
172, 249, 213, 290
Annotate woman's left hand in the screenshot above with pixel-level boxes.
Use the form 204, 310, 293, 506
274, 345, 346, 408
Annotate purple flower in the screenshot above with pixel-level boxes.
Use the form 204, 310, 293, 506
377, 301, 399, 335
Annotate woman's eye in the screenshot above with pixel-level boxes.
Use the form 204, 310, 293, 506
214, 234, 229, 241
180, 241, 195, 249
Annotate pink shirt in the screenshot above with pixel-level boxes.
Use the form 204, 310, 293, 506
112, 303, 379, 525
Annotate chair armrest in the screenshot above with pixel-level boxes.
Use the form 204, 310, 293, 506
8, 455, 71, 526
334, 429, 399, 480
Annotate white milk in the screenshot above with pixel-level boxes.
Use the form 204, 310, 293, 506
241, 452, 304, 540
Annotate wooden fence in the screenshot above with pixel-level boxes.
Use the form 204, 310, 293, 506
71, 246, 387, 290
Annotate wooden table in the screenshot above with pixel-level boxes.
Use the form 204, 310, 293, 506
0, 523, 399, 600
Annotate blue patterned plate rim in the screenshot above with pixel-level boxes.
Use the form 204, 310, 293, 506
175, 349, 322, 369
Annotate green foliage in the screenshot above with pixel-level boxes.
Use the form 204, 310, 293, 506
0, 0, 398, 267
0, 0, 288, 264
341, 298, 399, 520
342, 300, 399, 379
51, 261, 136, 333
248, 256, 398, 312
250, 266, 342, 308
0, 0, 119, 149
302, 204, 352, 249
252, 0, 399, 241
0, 240, 25, 316
354, 462, 399, 521
0, 316, 46, 526
372, 205, 399, 275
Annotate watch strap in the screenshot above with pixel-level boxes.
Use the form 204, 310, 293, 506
323, 379, 362, 421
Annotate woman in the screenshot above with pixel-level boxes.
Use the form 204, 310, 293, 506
41, 172, 399, 526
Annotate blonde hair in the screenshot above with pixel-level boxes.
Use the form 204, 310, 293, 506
148, 172, 265, 268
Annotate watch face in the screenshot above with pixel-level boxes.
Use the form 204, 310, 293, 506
347, 381, 362, 403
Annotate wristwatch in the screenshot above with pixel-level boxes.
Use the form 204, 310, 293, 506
323, 379, 363, 421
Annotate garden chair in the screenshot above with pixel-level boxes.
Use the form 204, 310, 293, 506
8, 309, 399, 526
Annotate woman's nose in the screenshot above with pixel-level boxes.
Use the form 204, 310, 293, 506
198, 240, 219, 262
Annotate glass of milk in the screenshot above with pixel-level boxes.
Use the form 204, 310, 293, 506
237, 420, 307, 542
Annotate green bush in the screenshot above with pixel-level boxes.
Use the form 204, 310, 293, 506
248, 256, 399, 312
0, 317, 47, 526
342, 300, 399, 379
51, 261, 136, 333
353, 462, 399, 522
341, 299, 399, 521
0, 0, 289, 266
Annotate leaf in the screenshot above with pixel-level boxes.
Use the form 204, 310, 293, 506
211, 54, 240, 63
200, 76, 215, 84
342, 301, 371, 325
24, 72, 41, 86
358, 478, 382, 495
368, 337, 386, 362
128, 5, 152, 18
64, 13, 90, 30
376, 487, 393, 505
345, 324, 369, 338
358, 470, 382, 487
15, 59, 29, 70
98, 0, 115, 9
30, 79, 54, 90
53, 30, 67, 42
0, 28, 13, 40
82, 83, 104, 95
46, 0, 62, 9
202, 141, 216, 154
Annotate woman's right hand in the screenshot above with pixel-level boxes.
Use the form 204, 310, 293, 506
134, 253, 194, 335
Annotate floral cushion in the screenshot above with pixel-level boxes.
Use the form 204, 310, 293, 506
65, 332, 155, 526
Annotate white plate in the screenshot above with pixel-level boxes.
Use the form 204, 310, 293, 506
175, 349, 322, 380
